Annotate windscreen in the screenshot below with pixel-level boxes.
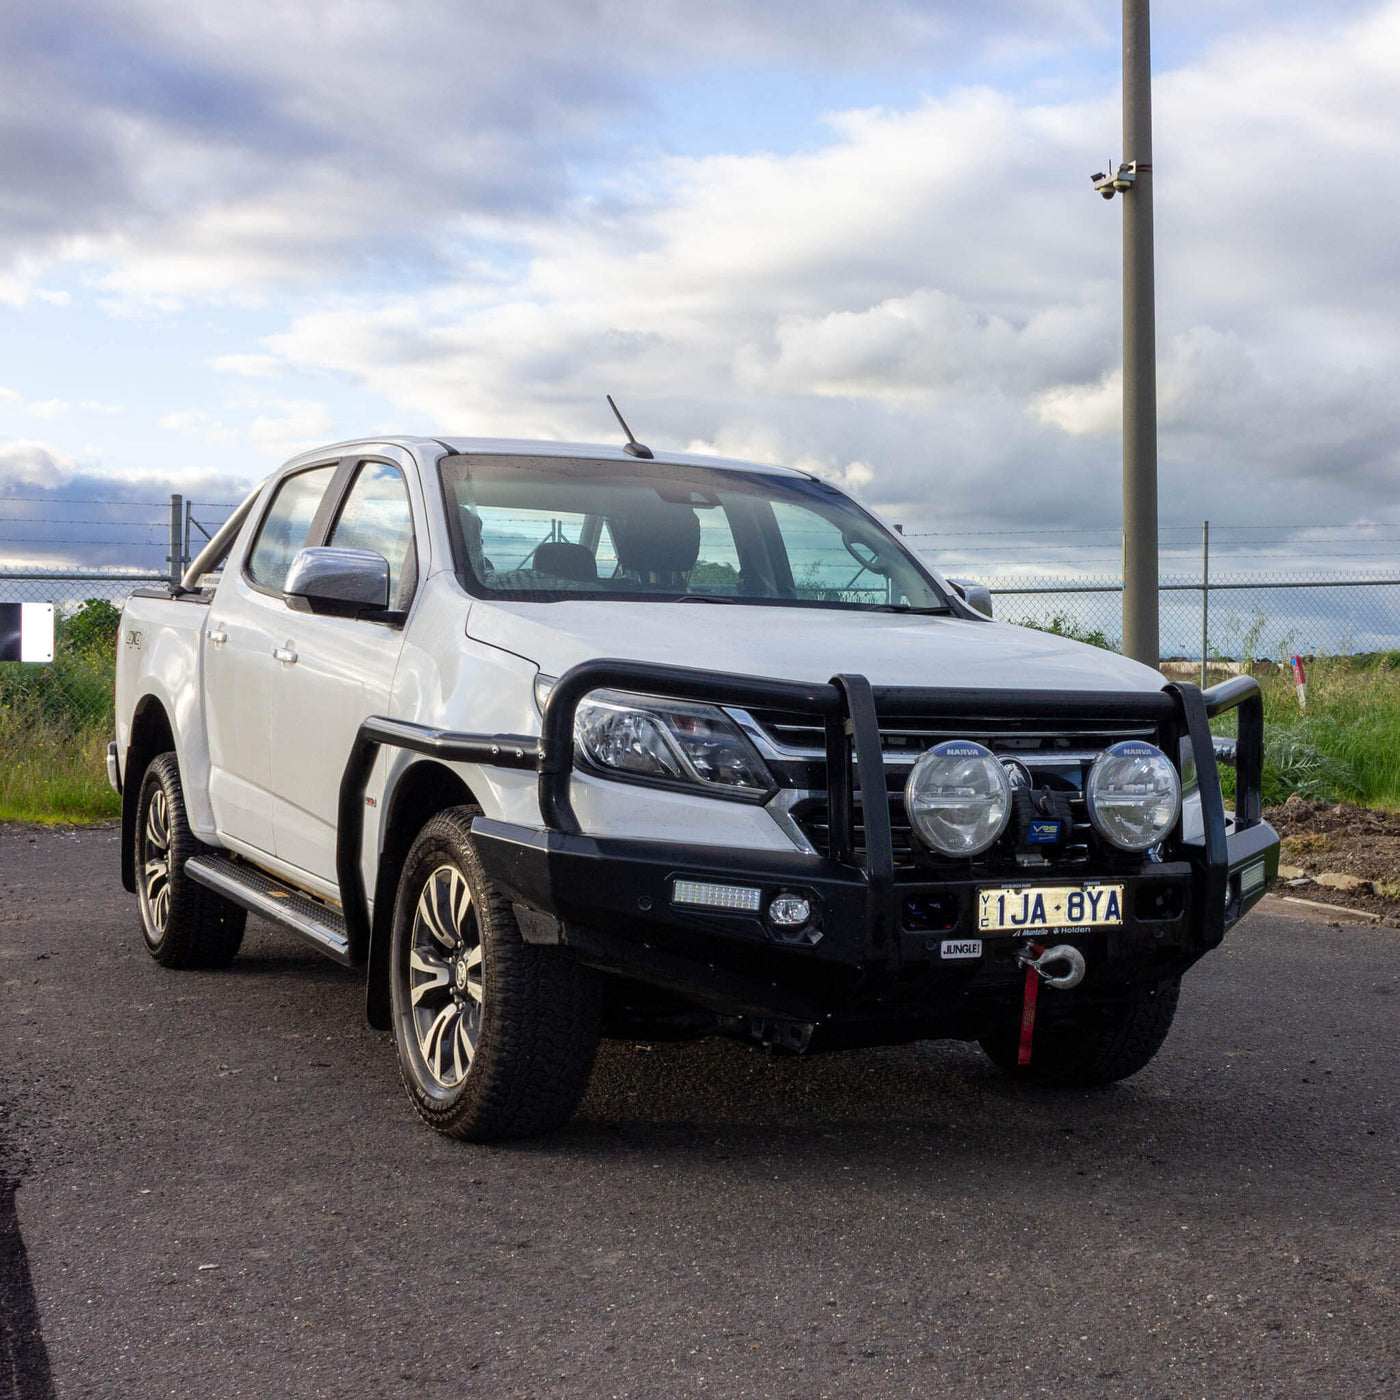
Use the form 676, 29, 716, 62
439, 454, 948, 613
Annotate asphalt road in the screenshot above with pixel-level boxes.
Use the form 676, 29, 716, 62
2, 825, 1397, 1400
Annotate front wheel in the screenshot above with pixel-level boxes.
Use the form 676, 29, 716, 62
389, 807, 602, 1141
979, 978, 1181, 1087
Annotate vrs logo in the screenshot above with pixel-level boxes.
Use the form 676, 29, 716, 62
940, 939, 983, 960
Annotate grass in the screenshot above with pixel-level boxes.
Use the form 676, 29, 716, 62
1225, 653, 1400, 810
0, 717, 120, 823
4, 600, 1398, 822
0, 600, 122, 824
1014, 613, 1400, 810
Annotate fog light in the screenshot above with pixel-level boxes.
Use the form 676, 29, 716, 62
1241, 862, 1266, 894
672, 879, 763, 913
768, 893, 812, 928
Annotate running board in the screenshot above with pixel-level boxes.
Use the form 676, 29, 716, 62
185, 854, 353, 966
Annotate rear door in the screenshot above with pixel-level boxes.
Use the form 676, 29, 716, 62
205, 462, 341, 854
269, 457, 419, 885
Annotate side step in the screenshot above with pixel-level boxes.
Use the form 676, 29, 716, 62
185, 854, 353, 966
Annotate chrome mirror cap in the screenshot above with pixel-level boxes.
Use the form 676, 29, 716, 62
283, 546, 390, 614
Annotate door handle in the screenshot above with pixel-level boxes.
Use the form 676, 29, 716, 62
208, 628, 228, 646
272, 645, 298, 664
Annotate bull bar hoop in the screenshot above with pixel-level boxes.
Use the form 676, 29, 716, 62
337, 659, 1266, 971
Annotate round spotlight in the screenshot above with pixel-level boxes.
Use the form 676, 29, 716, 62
1086, 740, 1182, 851
904, 740, 1013, 857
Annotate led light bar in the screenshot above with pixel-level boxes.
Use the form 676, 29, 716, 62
1241, 862, 1266, 893
671, 879, 763, 913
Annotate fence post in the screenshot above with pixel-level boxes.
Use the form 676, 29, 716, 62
168, 493, 184, 590
1200, 519, 1209, 689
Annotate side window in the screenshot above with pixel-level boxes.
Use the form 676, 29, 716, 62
329, 461, 416, 609
246, 465, 338, 592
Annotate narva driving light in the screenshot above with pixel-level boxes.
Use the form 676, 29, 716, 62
672, 880, 763, 913
1086, 740, 1181, 851
904, 740, 1013, 857
574, 690, 772, 794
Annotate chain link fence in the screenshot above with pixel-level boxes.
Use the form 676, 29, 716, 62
909, 521, 1400, 669
976, 574, 1400, 666
0, 497, 238, 735
3, 503, 1399, 736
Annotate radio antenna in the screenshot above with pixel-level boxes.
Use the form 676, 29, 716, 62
606, 395, 654, 459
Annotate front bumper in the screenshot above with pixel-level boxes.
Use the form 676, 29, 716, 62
343, 662, 1278, 1037
469, 812, 1277, 1031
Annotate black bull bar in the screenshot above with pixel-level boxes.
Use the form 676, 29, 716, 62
336, 662, 1273, 1016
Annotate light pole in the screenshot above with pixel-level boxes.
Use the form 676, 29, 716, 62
1093, 0, 1159, 667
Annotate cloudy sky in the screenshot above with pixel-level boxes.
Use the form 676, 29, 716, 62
1, 0, 1397, 574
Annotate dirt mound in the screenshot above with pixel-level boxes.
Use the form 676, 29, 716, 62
1264, 795, 1400, 923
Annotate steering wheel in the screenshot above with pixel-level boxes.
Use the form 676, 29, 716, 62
841, 533, 890, 576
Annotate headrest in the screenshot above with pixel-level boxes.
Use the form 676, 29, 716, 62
610, 499, 701, 576
533, 540, 597, 584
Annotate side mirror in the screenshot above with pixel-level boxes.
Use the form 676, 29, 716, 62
947, 577, 994, 619
284, 547, 390, 616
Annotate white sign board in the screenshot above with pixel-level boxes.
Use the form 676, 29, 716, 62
0, 603, 55, 663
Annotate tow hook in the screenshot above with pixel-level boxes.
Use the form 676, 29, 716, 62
1014, 942, 1087, 1067
1017, 943, 1086, 991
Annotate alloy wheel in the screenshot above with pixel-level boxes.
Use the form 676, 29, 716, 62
140, 787, 173, 935
407, 864, 484, 1089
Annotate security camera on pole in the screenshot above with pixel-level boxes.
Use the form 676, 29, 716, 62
1090, 1, 1159, 668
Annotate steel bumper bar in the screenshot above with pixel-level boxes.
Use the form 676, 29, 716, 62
337, 661, 1278, 989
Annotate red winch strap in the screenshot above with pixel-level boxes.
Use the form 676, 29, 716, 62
1017, 941, 1045, 1067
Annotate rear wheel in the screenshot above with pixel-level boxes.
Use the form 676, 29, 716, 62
389, 807, 602, 1141
979, 978, 1181, 1087
135, 753, 245, 968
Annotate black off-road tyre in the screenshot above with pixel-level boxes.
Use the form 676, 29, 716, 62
979, 978, 1181, 1087
389, 807, 602, 1141
135, 753, 246, 968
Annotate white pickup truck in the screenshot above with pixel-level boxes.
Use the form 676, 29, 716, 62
112, 435, 1278, 1140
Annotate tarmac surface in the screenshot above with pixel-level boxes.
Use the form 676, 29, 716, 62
2, 823, 1397, 1399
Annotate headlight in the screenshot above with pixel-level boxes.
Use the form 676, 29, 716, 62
574, 690, 773, 795
1086, 740, 1181, 851
904, 740, 1012, 857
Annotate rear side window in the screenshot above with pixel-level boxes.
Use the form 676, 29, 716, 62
245, 465, 337, 591
329, 461, 417, 609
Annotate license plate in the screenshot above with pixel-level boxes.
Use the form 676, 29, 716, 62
977, 883, 1124, 934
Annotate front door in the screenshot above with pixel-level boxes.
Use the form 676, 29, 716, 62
270, 459, 417, 885
205, 463, 339, 854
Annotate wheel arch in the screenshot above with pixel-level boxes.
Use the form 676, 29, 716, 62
121, 694, 177, 893
364, 759, 480, 1029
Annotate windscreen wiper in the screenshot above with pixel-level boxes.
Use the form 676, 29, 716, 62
674, 593, 736, 604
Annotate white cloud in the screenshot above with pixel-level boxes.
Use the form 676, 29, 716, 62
259, 3, 1400, 531
0, 0, 1092, 306
0, 388, 123, 419
247, 400, 334, 458
0, 439, 78, 490
211, 353, 282, 377
2, 0, 1398, 546
160, 397, 332, 457
160, 409, 238, 444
